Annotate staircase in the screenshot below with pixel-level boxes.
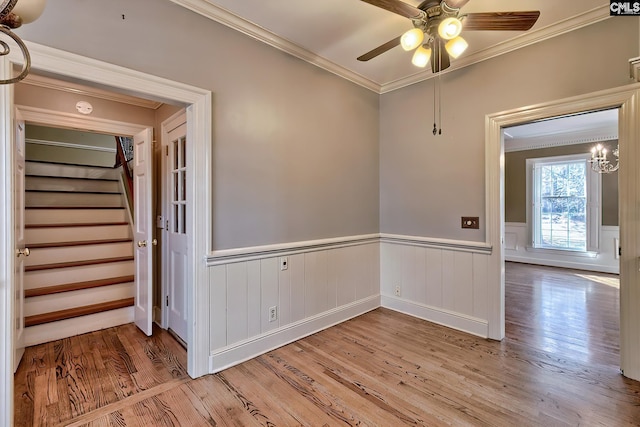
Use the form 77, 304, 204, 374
23, 161, 135, 347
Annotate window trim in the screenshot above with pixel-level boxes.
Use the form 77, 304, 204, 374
525, 153, 601, 254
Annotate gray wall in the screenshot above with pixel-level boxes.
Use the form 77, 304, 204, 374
380, 17, 637, 242
17, 0, 380, 251
505, 141, 619, 226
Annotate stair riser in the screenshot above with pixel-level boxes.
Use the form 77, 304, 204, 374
26, 162, 119, 180
26, 208, 128, 224
26, 176, 120, 193
25, 225, 131, 244
24, 307, 134, 347
25, 282, 134, 316
26, 192, 124, 208
25, 242, 133, 266
25, 261, 135, 289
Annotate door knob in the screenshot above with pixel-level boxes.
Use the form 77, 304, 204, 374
16, 248, 30, 257
152, 239, 157, 246
137, 240, 147, 247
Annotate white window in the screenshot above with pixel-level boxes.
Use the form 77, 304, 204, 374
526, 153, 600, 253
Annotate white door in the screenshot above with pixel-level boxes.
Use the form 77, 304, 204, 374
165, 116, 188, 343
134, 128, 154, 335
13, 110, 26, 372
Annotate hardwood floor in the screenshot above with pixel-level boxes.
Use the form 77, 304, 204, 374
15, 262, 640, 426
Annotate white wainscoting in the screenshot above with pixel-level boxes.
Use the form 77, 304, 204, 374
505, 222, 619, 274
207, 235, 380, 373
379, 234, 492, 338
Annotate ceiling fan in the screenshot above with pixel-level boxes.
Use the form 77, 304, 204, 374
357, 0, 540, 73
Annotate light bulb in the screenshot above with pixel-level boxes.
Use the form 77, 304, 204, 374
438, 17, 462, 40
401, 28, 424, 51
445, 36, 468, 59
411, 45, 432, 68
11, 0, 46, 23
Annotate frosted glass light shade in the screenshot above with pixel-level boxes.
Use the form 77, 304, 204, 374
11, 0, 45, 23
445, 36, 468, 58
401, 28, 424, 51
438, 17, 462, 40
411, 45, 432, 68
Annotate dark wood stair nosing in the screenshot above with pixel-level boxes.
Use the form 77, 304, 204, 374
26, 174, 119, 182
26, 206, 126, 210
25, 256, 134, 272
24, 298, 135, 327
25, 275, 135, 298
25, 189, 122, 195
28, 238, 133, 249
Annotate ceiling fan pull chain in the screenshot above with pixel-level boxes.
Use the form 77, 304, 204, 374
438, 66, 442, 135
433, 70, 438, 136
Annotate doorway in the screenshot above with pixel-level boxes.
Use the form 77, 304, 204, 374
0, 43, 212, 427
485, 83, 640, 381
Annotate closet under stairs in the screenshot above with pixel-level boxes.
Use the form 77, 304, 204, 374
23, 160, 135, 347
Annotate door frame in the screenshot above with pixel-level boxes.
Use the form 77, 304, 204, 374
485, 83, 640, 380
0, 42, 212, 426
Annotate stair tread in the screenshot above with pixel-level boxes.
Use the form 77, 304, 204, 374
25, 256, 134, 272
26, 222, 129, 229
25, 275, 135, 298
26, 206, 126, 210
24, 298, 134, 327
26, 174, 119, 182
28, 238, 133, 249
26, 189, 121, 195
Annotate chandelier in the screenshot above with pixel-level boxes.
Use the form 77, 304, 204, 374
0, 0, 46, 84
589, 143, 619, 174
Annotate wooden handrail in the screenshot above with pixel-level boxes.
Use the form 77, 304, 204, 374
115, 136, 134, 198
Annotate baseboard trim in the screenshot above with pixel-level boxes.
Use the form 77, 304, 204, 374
209, 295, 381, 373
506, 256, 620, 274
380, 295, 489, 338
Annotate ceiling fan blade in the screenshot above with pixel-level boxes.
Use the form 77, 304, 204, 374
442, 0, 470, 9
431, 38, 450, 73
357, 36, 401, 61
462, 11, 540, 31
359, 0, 425, 19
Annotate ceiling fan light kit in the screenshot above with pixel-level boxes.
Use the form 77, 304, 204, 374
444, 36, 467, 59
0, 0, 47, 84
400, 27, 424, 51
357, 0, 540, 73
412, 45, 432, 67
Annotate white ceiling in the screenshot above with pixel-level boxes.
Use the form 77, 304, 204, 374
171, 0, 610, 93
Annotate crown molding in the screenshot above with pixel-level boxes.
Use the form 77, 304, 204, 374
170, 1, 609, 94
21, 74, 164, 110
504, 126, 618, 153
169, 0, 381, 93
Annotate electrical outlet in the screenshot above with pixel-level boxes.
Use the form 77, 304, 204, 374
280, 256, 288, 271
269, 306, 278, 322
395, 285, 401, 297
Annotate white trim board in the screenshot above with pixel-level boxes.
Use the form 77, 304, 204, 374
207, 233, 492, 266
381, 295, 489, 338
